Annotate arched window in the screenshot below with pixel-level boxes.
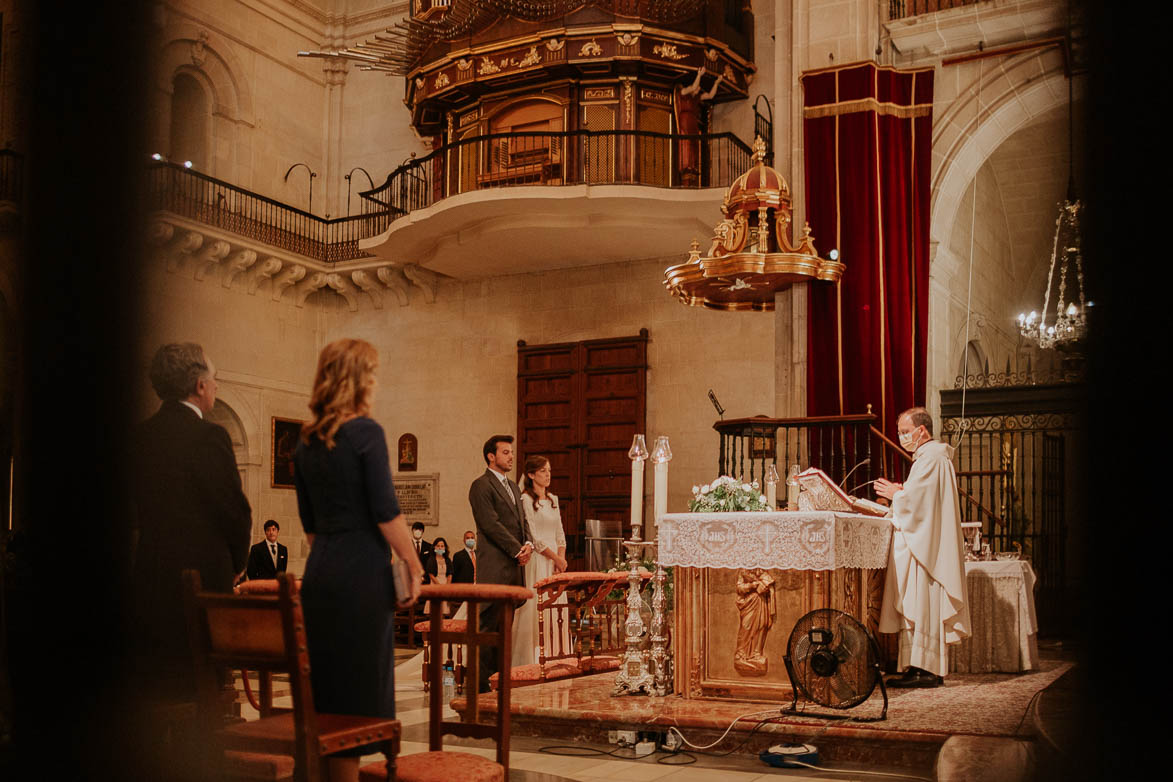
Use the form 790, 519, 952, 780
169, 73, 209, 168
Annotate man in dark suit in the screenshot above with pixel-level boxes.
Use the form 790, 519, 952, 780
245, 519, 289, 580
469, 435, 534, 692
131, 342, 252, 699
451, 529, 478, 585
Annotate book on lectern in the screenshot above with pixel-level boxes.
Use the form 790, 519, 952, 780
795, 467, 890, 517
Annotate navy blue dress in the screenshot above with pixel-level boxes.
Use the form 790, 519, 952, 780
294, 417, 400, 748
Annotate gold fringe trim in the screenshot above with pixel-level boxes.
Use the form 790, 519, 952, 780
804, 98, 932, 119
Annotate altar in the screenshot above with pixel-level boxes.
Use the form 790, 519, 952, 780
659, 510, 892, 702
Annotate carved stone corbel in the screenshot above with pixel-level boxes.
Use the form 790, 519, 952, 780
294, 271, 328, 307
271, 263, 306, 301
149, 221, 174, 246
402, 264, 438, 304
221, 249, 257, 288
351, 270, 383, 309
249, 257, 283, 295
165, 231, 204, 273
376, 266, 410, 306
326, 273, 358, 311
193, 239, 231, 281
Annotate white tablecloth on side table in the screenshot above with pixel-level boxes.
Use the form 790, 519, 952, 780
949, 560, 1040, 673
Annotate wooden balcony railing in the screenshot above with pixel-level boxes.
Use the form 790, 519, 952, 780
887, 0, 986, 20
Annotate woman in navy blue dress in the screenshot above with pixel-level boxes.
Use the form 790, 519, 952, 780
294, 338, 423, 782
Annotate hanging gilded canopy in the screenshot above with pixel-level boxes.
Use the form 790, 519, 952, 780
663, 137, 844, 311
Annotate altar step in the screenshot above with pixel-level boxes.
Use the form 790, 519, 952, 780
452, 658, 1074, 775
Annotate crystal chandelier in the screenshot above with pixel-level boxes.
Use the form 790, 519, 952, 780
1016, 198, 1088, 350
1017, 35, 1088, 354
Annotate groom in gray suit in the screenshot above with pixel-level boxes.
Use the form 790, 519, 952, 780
468, 434, 534, 692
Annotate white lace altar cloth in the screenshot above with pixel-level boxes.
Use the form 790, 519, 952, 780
657, 511, 891, 570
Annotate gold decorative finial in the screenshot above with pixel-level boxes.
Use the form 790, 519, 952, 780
688, 239, 702, 262
752, 136, 767, 164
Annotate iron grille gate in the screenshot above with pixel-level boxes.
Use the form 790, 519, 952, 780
940, 373, 1083, 637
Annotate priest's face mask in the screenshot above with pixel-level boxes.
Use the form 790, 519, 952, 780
897, 420, 927, 452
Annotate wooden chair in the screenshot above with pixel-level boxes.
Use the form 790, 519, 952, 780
359, 582, 532, 782
183, 570, 400, 782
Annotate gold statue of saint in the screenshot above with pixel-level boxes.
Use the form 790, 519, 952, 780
733, 568, 777, 676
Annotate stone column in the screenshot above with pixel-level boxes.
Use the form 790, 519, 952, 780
322, 59, 349, 217
775, 282, 808, 417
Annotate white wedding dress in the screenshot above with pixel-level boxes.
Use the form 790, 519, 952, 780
513, 493, 570, 666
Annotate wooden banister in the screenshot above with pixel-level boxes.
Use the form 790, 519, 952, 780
869, 425, 1005, 527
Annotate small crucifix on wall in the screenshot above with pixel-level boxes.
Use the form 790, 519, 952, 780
398, 433, 418, 472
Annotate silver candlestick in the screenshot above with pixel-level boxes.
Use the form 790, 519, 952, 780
612, 538, 655, 696
649, 553, 672, 696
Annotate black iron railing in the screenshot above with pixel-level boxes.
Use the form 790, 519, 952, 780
0, 149, 23, 204
148, 130, 750, 262
360, 130, 752, 219
887, 0, 985, 20
146, 162, 388, 262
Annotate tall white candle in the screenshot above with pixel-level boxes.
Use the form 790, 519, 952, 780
766, 481, 777, 509
653, 460, 668, 527
631, 458, 644, 530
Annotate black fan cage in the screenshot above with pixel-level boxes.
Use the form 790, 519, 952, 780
786, 608, 879, 709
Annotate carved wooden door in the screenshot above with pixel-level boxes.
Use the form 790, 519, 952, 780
517, 330, 648, 570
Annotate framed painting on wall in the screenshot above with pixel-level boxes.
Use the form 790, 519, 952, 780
271, 417, 303, 489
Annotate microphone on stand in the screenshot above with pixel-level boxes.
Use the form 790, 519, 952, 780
708, 389, 725, 419
845, 480, 878, 496
838, 458, 871, 490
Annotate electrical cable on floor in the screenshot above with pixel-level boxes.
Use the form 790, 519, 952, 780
1013, 688, 1045, 738
665, 708, 779, 750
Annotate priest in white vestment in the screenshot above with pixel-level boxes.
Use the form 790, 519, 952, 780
874, 407, 970, 688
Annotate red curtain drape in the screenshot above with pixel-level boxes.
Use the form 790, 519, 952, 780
801, 61, 933, 441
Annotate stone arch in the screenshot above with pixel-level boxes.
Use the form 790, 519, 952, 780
207, 397, 247, 458
930, 47, 1076, 248
155, 24, 256, 181
211, 384, 262, 468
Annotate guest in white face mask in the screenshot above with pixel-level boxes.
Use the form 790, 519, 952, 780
423, 536, 453, 616
452, 530, 477, 585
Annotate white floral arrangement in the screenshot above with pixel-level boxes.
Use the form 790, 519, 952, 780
688, 475, 770, 513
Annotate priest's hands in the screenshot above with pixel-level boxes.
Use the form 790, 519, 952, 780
874, 477, 903, 501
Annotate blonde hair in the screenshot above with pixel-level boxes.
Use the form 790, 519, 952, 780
301, 338, 378, 449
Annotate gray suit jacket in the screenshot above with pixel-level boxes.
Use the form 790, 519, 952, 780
468, 468, 534, 588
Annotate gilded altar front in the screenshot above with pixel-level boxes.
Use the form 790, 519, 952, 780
658, 511, 891, 701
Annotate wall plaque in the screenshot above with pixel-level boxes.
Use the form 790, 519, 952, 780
394, 472, 438, 526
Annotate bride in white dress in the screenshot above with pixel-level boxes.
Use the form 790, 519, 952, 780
513, 455, 569, 666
